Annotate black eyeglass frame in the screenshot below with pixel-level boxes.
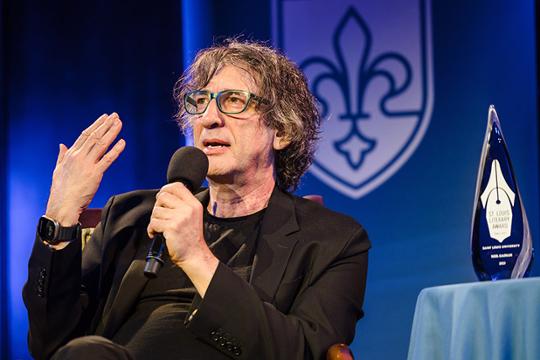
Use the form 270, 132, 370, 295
184, 89, 268, 115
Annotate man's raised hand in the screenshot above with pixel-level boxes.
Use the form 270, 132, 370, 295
45, 113, 126, 226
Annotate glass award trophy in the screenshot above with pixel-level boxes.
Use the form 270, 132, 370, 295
471, 106, 533, 280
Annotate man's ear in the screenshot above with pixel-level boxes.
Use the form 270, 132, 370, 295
273, 131, 291, 150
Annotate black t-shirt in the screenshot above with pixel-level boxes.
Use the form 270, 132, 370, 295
111, 208, 265, 359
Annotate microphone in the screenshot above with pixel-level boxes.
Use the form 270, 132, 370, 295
144, 146, 209, 278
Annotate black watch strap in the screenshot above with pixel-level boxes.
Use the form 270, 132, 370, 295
38, 215, 81, 245
56, 223, 81, 241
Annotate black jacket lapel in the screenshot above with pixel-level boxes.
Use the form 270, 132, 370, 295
193, 187, 300, 302
250, 187, 299, 303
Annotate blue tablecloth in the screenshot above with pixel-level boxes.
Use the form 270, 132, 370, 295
407, 277, 540, 360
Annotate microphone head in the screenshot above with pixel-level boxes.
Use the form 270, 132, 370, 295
166, 147, 209, 192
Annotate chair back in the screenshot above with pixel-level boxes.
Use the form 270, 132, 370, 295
80, 208, 101, 249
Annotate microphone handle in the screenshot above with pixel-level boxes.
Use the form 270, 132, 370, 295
144, 233, 166, 278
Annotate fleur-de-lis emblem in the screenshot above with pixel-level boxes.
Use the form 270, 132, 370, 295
278, 0, 433, 198
301, 7, 414, 170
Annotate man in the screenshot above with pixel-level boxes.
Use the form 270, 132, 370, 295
24, 40, 370, 360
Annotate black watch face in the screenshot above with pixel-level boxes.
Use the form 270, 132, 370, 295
38, 217, 57, 241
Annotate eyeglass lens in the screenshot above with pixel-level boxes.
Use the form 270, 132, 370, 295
185, 90, 251, 114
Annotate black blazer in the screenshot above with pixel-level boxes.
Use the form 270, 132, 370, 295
24, 187, 370, 360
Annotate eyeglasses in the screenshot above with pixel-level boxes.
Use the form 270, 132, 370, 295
184, 89, 267, 115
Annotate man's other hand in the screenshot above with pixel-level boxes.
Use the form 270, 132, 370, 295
46, 113, 126, 227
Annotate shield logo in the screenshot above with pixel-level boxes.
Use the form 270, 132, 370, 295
273, 0, 433, 198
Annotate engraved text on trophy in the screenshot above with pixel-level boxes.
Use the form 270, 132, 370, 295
480, 159, 515, 243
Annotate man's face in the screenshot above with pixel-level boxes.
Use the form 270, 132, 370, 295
191, 65, 278, 184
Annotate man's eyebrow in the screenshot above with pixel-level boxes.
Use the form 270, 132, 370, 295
199, 88, 252, 92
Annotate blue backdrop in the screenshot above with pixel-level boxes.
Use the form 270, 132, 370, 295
1, 1, 538, 359
3, 1, 183, 358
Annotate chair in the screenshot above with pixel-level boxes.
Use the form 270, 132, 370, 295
80, 196, 355, 360
327, 344, 354, 360
79, 208, 101, 249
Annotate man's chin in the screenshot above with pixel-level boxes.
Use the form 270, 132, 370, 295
206, 173, 235, 185
207, 164, 233, 180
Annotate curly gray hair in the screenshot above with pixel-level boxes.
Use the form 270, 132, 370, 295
174, 39, 320, 191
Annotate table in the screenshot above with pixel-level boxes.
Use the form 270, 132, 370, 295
407, 277, 540, 360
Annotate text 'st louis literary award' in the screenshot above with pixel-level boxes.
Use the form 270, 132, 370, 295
471, 106, 533, 280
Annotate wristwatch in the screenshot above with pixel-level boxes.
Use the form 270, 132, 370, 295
37, 215, 81, 245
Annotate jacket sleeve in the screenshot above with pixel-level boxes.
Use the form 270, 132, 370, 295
185, 226, 369, 360
22, 197, 115, 360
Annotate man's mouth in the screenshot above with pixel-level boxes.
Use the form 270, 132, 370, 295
203, 139, 230, 148
202, 139, 230, 150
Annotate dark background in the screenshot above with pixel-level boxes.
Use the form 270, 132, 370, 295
1, 0, 538, 359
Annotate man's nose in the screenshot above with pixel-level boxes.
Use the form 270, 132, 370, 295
199, 99, 224, 129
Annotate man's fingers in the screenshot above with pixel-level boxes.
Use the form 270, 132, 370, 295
151, 205, 175, 220
71, 114, 109, 151
55, 143, 68, 166
87, 117, 123, 159
155, 191, 183, 209
97, 138, 126, 171
160, 182, 198, 204
147, 218, 166, 238
81, 113, 119, 156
